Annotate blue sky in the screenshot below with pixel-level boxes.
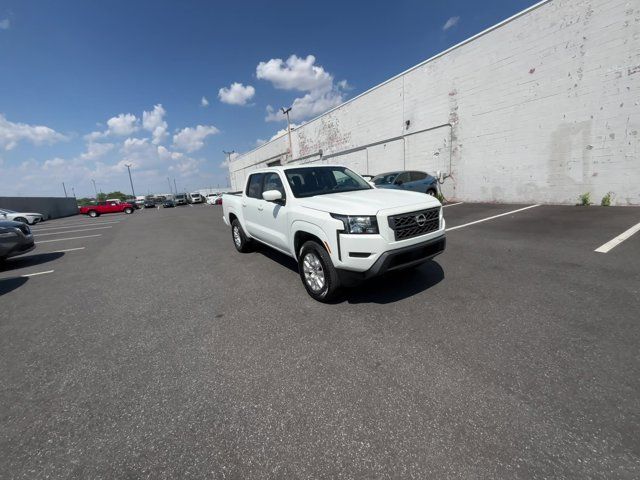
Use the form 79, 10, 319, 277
0, 0, 537, 197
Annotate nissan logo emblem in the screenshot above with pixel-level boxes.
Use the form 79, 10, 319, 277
415, 214, 426, 226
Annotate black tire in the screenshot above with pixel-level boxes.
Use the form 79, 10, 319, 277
88, 210, 99, 218
231, 219, 252, 253
124, 207, 133, 214
298, 240, 340, 302
426, 188, 437, 197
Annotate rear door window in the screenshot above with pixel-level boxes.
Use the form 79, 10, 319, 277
410, 171, 427, 182
246, 173, 265, 199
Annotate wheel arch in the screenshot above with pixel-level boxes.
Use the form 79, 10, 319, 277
291, 221, 331, 260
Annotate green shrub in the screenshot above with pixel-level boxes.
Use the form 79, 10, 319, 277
578, 192, 591, 206
601, 192, 613, 207
436, 192, 445, 203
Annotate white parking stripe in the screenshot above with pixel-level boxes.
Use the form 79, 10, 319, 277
21, 270, 54, 277
34, 226, 112, 237
594, 222, 640, 253
37, 234, 102, 243
443, 202, 464, 208
446, 204, 540, 231
50, 247, 86, 253
32, 221, 119, 231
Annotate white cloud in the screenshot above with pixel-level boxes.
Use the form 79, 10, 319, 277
173, 125, 219, 152
268, 123, 300, 141
442, 16, 460, 31
0, 18, 9, 30
80, 141, 114, 161
257, 55, 333, 93
257, 54, 348, 122
218, 82, 255, 106
106, 113, 139, 136
43, 157, 66, 170
201, 96, 210, 107
142, 104, 168, 144
0, 113, 67, 150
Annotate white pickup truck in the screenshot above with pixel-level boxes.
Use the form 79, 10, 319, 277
222, 165, 446, 301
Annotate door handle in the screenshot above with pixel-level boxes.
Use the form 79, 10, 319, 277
257, 205, 264, 211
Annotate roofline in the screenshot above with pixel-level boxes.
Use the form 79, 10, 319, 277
234, 0, 551, 162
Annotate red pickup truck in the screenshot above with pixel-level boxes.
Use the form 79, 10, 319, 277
79, 200, 135, 217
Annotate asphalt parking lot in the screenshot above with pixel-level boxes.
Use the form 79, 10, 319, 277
1, 202, 639, 478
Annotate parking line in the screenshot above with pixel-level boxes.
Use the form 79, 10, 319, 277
443, 202, 464, 208
37, 234, 102, 243
34, 226, 112, 237
594, 222, 640, 253
32, 221, 119, 231
446, 204, 540, 231
51, 247, 86, 253
21, 270, 54, 277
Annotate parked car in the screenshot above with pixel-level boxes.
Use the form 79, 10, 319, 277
162, 199, 175, 208
174, 193, 188, 206
0, 220, 35, 261
0, 208, 45, 225
143, 200, 156, 208
371, 170, 438, 196
78, 200, 135, 217
189, 192, 205, 204
124, 199, 141, 209
206, 193, 221, 205
222, 165, 445, 301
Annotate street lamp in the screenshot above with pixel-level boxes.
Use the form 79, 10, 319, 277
125, 164, 136, 198
281, 106, 293, 161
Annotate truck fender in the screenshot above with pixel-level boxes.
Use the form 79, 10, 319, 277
289, 221, 332, 259
225, 206, 250, 238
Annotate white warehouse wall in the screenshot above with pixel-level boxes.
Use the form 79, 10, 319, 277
229, 0, 640, 205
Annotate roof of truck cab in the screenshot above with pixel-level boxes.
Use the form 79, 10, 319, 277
251, 164, 350, 174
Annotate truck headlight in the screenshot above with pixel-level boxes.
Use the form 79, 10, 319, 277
331, 214, 379, 234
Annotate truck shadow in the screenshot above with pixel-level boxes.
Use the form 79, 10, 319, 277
0, 277, 29, 296
0, 252, 65, 273
340, 261, 444, 304
252, 243, 444, 304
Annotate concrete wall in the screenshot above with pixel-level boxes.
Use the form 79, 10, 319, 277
229, 0, 640, 205
0, 197, 79, 220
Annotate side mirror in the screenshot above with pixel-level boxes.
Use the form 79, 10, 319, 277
262, 190, 283, 202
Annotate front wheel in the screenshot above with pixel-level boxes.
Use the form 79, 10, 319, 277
88, 210, 99, 218
426, 188, 437, 197
231, 219, 252, 252
124, 207, 133, 214
298, 241, 340, 302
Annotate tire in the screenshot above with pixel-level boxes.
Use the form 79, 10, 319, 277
426, 188, 437, 197
231, 219, 252, 253
298, 240, 340, 302
124, 207, 133, 214
88, 210, 99, 218
14, 217, 27, 223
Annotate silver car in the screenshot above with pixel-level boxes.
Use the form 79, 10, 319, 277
0, 208, 44, 225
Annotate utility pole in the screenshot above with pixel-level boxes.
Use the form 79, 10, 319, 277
125, 164, 136, 198
281, 106, 293, 162
173, 178, 178, 195
62, 182, 68, 198
71, 187, 76, 198
223, 150, 235, 167
91, 179, 98, 199
167, 177, 172, 195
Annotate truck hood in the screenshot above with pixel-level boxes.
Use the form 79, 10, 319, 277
297, 188, 440, 215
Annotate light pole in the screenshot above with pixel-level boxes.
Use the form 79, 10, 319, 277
281, 106, 293, 161
71, 187, 76, 198
167, 177, 172, 195
125, 164, 136, 198
91, 179, 98, 199
62, 182, 68, 198
174, 178, 178, 195
223, 150, 235, 166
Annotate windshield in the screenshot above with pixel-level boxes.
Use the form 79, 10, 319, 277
372, 172, 399, 185
284, 166, 371, 198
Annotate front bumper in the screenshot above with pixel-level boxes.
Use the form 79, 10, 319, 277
336, 234, 445, 286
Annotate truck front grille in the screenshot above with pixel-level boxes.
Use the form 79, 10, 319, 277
388, 207, 440, 241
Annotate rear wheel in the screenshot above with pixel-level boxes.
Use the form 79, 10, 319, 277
124, 207, 133, 214
231, 219, 252, 252
298, 241, 340, 302
88, 210, 99, 218
426, 188, 437, 197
